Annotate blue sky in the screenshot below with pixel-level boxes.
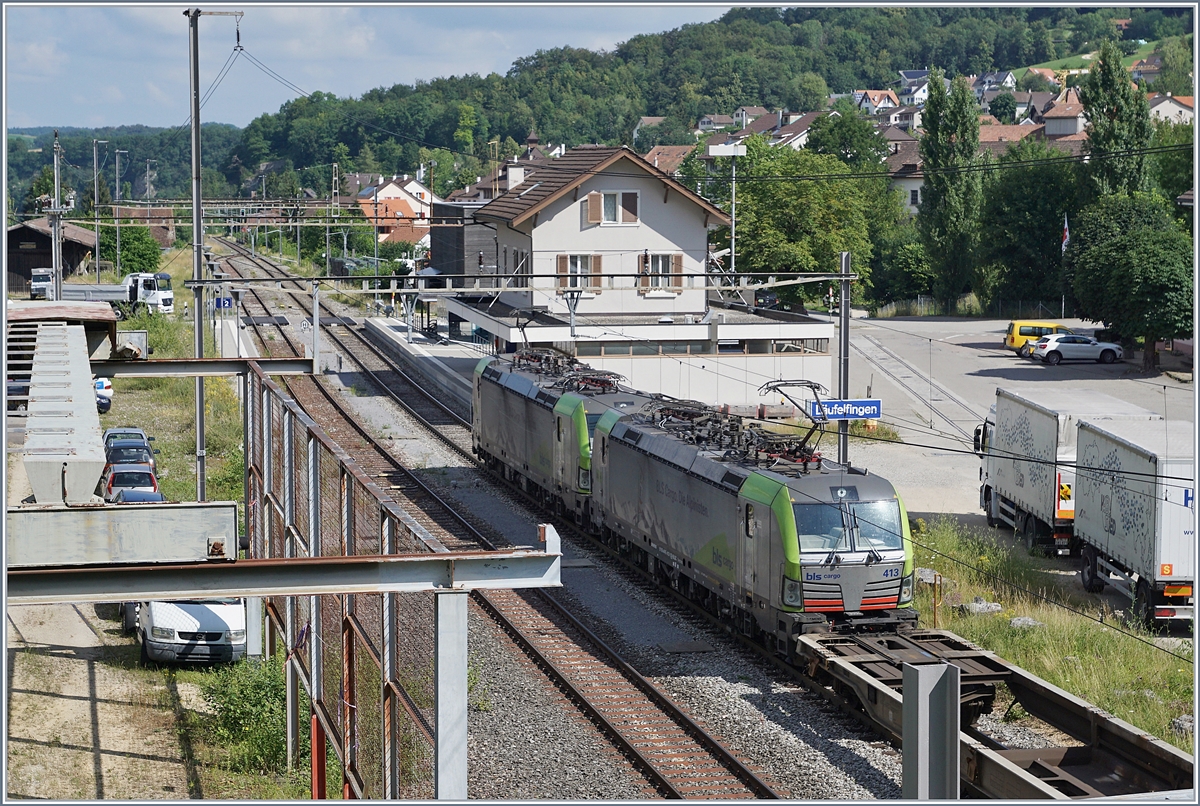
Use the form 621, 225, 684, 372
5, 4, 731, 129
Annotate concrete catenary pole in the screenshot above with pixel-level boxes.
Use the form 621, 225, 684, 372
115, 149, 127, 274
93, 139, 107, 282
839, 251, 851, 466
187, 8, 207, 501
51, 131, 63, 302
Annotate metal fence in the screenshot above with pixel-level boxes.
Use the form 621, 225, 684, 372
247, 363, 445, 798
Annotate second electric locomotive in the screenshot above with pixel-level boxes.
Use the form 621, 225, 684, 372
472, 349, 916, 646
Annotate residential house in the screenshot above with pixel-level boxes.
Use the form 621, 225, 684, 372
1041, 96, 1087, 138
356, 176, 440, 244
971, 71, 1017, 98
887, 142, 924, 214
877, 125, 917, 154
899, 76, 951, 106
429, 201, 494, 277
979, 114, 1002, 126
980, 90, 1041, 120
771, 110, 838, 149
447, 131, 553, 203
733, 105, 770, 129
1023, 68, 1062, 89
696, 113, 735, 132
1149, 94, 1194, 124
854, 89, 900, 115
893, 106, 924, 132
977, 124, 1047, 150
642, 145, 695, 176
726, 111, 786, 143
442, 145, 834, 405
1130, 53, 1163, 83
632, 116, 666, 142
897, 69, 931, 88
7, 218, 98, 293
1025, 91, 1061, 123
889, 137, 1083, 215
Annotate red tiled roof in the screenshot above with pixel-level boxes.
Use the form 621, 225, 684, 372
1042, 103, 1085, 119
978, 124, 1044, 142
642, 145, 695, 174
475, 145, 727, 227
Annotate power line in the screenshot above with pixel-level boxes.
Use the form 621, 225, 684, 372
784, 483, 1192, 663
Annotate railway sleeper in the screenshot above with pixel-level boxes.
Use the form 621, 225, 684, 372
489, 463, 1192, 800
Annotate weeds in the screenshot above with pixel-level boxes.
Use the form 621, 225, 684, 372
911, 517, 1194, 754
201, 655, 308, 774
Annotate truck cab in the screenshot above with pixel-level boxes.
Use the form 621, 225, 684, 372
29, 268, 52, 299
126, 273, 174, 314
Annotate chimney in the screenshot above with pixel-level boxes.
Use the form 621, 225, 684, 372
507, 165, 525, 190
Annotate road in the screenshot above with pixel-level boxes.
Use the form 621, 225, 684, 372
838, 315, 1193, 524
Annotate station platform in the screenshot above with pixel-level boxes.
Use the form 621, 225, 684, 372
363, 319, 485, 411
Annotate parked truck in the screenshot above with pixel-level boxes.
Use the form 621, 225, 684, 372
30, 269, 174, 317
974, 388, 1162, 556
1073, 419, 1194, 628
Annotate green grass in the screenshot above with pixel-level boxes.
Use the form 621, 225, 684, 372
910, 518, 1193, 754
1024, 40, 1159, 72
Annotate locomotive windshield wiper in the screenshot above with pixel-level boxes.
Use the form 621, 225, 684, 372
853, 511, 883, 565
824, 504, 852, 565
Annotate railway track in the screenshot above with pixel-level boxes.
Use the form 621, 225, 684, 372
215, 239, 1194, 801
851, 331, 980, 440
216, 238, 786, 799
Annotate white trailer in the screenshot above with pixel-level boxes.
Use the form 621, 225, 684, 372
1073, 419, 1194, 627
975, 388, 1161, 556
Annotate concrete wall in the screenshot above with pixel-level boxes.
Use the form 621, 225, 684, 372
582, 352, 832, 407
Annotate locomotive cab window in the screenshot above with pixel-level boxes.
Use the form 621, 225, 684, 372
850, 501, 904, 551
794, 504, 846, 551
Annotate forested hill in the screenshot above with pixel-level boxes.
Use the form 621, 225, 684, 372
8, 6, 1192, 208
227, 6, 1192, 193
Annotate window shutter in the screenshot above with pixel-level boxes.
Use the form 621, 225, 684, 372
590, 254, 603, 292
621, 192, 638, 223
557, 254, 568, 289
586, 192, 602, 224
670, 253, 684, 291
639, 253, 650, 292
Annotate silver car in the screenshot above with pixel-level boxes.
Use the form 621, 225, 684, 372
1031, 334, 1123, 365
100, 464, 159, 502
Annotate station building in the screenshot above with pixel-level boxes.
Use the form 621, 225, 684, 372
437, 145, 833, 408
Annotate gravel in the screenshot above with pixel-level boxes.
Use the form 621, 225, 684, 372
466, 608, 648, 799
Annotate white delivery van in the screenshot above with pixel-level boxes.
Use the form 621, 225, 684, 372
128, 599, 246, 664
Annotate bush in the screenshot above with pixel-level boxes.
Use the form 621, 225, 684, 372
202, 655, 309, 773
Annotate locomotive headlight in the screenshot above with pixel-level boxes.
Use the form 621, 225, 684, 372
899, 572, 915, 604
578, 467, 591, 491
782, 576, 803, 607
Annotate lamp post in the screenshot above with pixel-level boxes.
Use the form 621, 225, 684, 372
93, 139, 107, 282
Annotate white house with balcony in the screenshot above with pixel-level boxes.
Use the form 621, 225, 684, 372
439, 145, 834, 408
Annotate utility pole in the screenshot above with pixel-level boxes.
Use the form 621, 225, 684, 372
114, 149, 128, 274
708, 144, 746, 277
838, 251, 851, 466
184, 6, 242, 502
93, 139, 107, 282
327, 163, 339, 274
145, 159, 157, 207
50, 131, 63, 302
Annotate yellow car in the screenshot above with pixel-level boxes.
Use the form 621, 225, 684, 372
1004, 321, 1074, 356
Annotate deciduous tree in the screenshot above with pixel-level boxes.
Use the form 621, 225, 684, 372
806, 110, 888, 169
988, 92, 1017, 124
1078, 40, 1153, 198
979, 138, 1082, 303
1149, 119, 1193, 205
1072, 227, 1192, 371
917, 72, 982, 310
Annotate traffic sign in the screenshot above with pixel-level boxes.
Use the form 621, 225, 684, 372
810, 399, 882, 420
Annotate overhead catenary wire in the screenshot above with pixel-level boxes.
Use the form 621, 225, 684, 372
784, 484, 1193, 663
